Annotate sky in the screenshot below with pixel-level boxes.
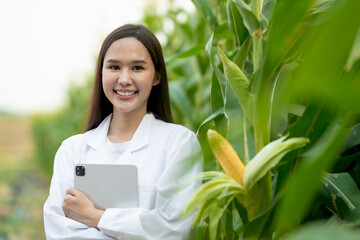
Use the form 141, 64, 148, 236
0, 0, 156, 114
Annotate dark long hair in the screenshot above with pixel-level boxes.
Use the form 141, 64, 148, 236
85, 24, 173, 131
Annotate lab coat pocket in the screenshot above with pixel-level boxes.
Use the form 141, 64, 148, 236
138, 184, 157, 210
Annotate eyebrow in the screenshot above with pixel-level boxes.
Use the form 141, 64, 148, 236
105, 59, 147, 64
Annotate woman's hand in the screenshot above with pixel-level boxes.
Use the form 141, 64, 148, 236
63, 188, 104, 228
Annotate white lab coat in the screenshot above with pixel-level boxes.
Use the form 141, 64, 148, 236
43, 113, 203, 240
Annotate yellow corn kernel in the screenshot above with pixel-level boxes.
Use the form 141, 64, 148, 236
207, 129, 245, 185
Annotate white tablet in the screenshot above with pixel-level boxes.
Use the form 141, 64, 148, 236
74, 164, 138, 210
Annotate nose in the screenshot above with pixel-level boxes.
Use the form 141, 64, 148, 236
117, 69, 132, 86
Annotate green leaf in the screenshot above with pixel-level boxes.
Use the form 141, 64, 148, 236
224, 82, 256, 162
262, 0, 315, 78
345, 23, 360, 71
209, 197, 234, 240
275, 114, 352, 236
244, 193, 281, 239
210, 74, 228, 137
332, 151, 360, 173
206, 33, 226, 87
169, 81, 195, 129
251, 0, 316, 151
182, 171, 246, 220
269, 62, 298, 140
232, 0, 261, 36
218, 47, 251, 121
191, 0, 218, 29
321, 172, 360, 222
261, 0, 277, 24
227, 0, 248, 46
196, 108, 225, 135
165, 44, 205, 64
243, 136, 309, 190
212, 22, 234, 40
233, 35, 252, 69
275, 102, 338, 193
344, 123, 360, 149
291, 0, 360, 112
282, 222, 360, 240
222, 202, 235, 240
194, 222, 208, 240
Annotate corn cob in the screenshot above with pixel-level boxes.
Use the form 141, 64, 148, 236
207, 129, 245, 185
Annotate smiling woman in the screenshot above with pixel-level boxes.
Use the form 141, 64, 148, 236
43, 24, 203, 240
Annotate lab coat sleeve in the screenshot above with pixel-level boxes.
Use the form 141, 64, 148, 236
43, 138, 114, 240
97, 131, 203, 240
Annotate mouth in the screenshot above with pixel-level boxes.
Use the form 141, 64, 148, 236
114, 89, 138, 97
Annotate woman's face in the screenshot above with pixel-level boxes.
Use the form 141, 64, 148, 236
102, 37, 160, 117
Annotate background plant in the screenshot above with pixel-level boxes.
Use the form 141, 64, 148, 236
182, 0, 360, 239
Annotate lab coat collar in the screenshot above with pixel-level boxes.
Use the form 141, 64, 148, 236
86, 113, 154, 152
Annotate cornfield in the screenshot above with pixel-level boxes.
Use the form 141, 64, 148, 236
176, 0, 360, 239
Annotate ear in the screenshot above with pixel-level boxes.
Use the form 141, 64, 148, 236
153, 72, 161, 86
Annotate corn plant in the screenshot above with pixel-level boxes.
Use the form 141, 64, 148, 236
181, 0, 360, 239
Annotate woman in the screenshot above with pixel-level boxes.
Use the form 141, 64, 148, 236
43, 24, 203, 239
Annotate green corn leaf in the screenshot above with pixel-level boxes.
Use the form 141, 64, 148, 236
169, 81, 195, 129
269, 62, 298, 140
213, 22, 234, 40
227, 0, 248, 46
233, 35, 252, 69
332, 152, 360, 173
209, 196, 235, 240
225, 81, 256, 162
206, 33, 226, 87
243, 136, 309, 190
182, 172, 246, 219
211, 74, 228, 138
262, 0, 315, 79
218, 47, 251, 121
275, 114, 352, 236
250, 0, 315, 151
290, 0, 360, 113
261, 0, 277, 25
232, 0, 261, 37
244, 193, 282, 239
345, 28, 360, 71
321, 172, 360, 222
191, 0, 218, 29
196, 108, 225, 135
165, 44, 205, 64
281, 223, 360, 240
344, 123, 360, 149
194, 189, 240, 224
275, 102, 338, 193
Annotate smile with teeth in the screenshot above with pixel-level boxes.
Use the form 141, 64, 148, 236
115, 90, 137, 96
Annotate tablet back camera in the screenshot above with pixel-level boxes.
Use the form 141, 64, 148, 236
76, 166, 85, 176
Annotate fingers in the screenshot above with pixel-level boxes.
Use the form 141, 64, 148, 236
63, 193, 76, 203
66, 187, 80, 196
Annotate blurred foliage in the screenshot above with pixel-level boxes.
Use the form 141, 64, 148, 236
0, 167, 48, 240
31, 77, 92, 174
180, 0, 360, 239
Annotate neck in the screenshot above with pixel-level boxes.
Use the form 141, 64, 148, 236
108, 109, 147, 143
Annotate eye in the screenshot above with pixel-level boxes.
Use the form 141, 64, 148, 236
109, 66, 120, 70
133, 66, 144, 71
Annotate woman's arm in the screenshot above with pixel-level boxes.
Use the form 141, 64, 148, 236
43, 139, 113, 240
